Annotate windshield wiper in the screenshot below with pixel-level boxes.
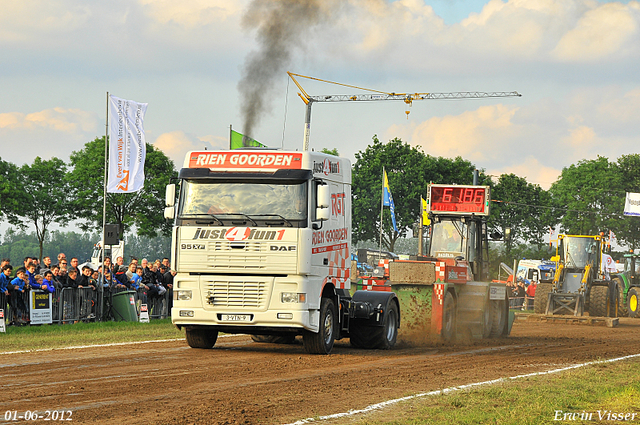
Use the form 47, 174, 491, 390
249, 214, 294, 227
206, 214, 225, 226
214, 213, 258, 227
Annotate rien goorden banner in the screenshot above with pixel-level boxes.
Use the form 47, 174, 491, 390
107, 95, 147, 193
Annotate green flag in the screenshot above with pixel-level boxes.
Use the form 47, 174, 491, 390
230, 129, 266, 149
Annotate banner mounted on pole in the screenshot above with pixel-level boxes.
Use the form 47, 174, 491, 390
624, 192, 640, 217
107, 95, 147, 193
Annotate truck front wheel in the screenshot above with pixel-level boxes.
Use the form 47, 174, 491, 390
303, 297, 336, 354
185, 328, 218, 349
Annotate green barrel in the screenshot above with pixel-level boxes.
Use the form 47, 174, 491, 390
111, 291, 139, 322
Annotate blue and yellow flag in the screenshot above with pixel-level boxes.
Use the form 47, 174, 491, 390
230, 129, 266, 150
421, 197, 430, 225
383, 169, 399, 233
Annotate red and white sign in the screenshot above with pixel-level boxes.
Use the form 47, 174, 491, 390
189, 152, 303, 170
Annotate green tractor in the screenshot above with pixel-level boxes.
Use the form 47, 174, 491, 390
612, 252, 640, 318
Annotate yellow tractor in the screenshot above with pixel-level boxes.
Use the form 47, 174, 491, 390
534, 234, 619, 317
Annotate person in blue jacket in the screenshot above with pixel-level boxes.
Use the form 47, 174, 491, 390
0, 264, 12, 296
40, 271, 56, 293
9, 269, 29, 324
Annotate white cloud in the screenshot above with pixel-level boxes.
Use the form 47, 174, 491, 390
139, 0, 242, 27
487, 156, 561, 189
153, 131, 228, 166
391, 104, 519, 163
0, 107, 97, 134
552, 2, 640, 61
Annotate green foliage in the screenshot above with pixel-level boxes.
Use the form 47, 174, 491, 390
0, 228, 98, 264
352, 136, 481, 252
490, 174, 559, 256
614, 154, 640, 248
66, 137, 177, 238
320, 148, 339, 156
9, 157, 70, 260
549, 156, 622, 236
0, 157, 24, 219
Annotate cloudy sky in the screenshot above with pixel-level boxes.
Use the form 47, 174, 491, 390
1, 0, 639, 190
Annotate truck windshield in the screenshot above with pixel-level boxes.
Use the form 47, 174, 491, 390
563, 237, 598, 269
179, 180, 308, 221
429, 220, 468, 258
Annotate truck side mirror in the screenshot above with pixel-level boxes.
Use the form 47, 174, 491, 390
316, 183, 330, 222
165, 184, 176, 207
317, 183, 330, 209
164, 206, 175, 220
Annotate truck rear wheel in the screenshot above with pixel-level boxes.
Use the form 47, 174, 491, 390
534, 283, 552, 314
442, 291, 456, 343
185, 328, 218, 349
251, 335, 297, 344
303, 297, 336, 354
628, 288, 639, 318
588, 285, 609, 317
349, 302, 398, 349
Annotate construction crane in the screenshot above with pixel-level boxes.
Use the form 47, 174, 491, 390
287, 72, 522, 151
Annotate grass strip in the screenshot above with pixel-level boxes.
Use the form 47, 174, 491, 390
343, 358, 640, 425
0, 319, 184, 352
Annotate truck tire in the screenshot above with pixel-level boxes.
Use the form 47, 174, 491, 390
609, 281, 620, 318
376, 302, 399, 349
534, 283, 552, 314
489, 299, 507, 338
588, 285, 609, 317
613, 278, 627, 317
185, 328, 218, 349
627, 288, 639, 318
303, 297, 336, 354
251, 335, 297, 344
442, 291, 456, 343
349, 302, 399, 349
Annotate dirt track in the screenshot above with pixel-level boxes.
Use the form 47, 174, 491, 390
2, 318, 640, 425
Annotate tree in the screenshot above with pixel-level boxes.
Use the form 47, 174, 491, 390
0, 157, 24, 221
614, 154, 640, 249
549, 156, 622, 236
352, 136, 481, 252
66, 136, 177, 239
321, 148, 339, 156
8, 157, 69, 261
489, 174, 559, 256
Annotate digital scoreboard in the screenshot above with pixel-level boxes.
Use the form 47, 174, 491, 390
427, 184, 490, 216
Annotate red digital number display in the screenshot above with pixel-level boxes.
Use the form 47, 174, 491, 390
429, 185, 489, 215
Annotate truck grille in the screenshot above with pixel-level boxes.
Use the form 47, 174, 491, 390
204, 281, 267, 309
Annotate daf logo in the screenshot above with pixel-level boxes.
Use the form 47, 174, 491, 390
270, 245, 296, 252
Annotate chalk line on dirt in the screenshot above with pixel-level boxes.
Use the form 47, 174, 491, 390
284, 352, 640, 425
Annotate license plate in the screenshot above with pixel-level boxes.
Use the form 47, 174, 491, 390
221, 314, 250, 322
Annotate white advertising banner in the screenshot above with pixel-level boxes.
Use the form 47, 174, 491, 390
624, 192, 640, 217
108, 95, 147, 193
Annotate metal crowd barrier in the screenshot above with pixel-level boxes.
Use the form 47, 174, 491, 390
132, 287, 172, 319
3, 286, 172, 327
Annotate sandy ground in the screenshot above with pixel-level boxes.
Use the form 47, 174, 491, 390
2, 318, 640, 425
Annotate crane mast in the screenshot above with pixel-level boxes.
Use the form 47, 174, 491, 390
287, 72, 522, 151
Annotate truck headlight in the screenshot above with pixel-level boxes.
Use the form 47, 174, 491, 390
174, 290, 192, 301
281, 292, 306, 303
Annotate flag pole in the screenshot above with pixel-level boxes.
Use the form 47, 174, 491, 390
100, 92, 109, 319
379, 167, 384, 260
229, 124, 232, 149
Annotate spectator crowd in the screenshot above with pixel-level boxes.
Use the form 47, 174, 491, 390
0, 253, 175, 326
